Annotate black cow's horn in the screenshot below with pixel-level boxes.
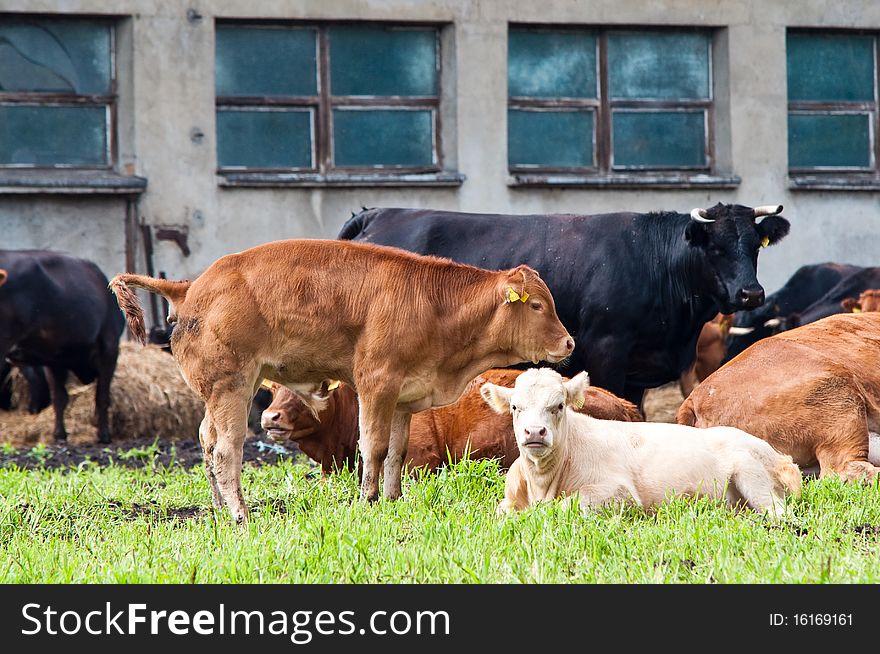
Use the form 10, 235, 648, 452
690, 208, 714, 223
753, 204, 783, 218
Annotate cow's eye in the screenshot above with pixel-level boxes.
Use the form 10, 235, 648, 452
557, 403, 564, 411
511, 405, 518, 412
530, 301, 543, 311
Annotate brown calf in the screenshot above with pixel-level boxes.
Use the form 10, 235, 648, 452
679, 314, 735, 397
841, 289, 880, 313
677, 312, 880, 482
110, 239, 573, 521
261, 368, 641, 474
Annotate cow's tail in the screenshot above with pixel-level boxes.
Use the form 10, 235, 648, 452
774, 455, 802, 498
337, 207, 372, 240
675, 397, 698, 426
108, 273, 191, 345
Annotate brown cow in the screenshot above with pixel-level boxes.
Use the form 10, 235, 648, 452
677, 312, 880, 482
0, 269, 6, 286
841, 289, 880, 313
110, 239, 573, 521
260, 368, 641, 474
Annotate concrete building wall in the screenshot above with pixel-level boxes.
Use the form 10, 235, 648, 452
2, 0, 880, 321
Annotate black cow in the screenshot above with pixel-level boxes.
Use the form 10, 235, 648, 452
0, 250, 125, 442
338, 203, 789, 405
724, 262, 863, 361
766, 266, 880, 334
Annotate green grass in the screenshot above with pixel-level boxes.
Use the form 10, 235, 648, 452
1, 455, 879, 583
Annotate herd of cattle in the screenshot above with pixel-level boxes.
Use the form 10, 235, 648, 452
2, 201, 880, 522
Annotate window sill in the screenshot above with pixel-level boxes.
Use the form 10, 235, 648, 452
0, 170, 147, 195
789, 175, 880, 191
218, 171, 466, 188
508, 172, 741, 190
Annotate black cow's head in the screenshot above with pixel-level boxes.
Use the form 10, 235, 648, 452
684, 202, 790, 313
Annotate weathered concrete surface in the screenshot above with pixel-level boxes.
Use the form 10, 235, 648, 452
1, 0, 879, 325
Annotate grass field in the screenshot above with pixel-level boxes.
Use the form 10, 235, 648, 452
2, 448, 879, 583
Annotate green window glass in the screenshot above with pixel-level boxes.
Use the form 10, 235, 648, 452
333, 110, 434, 167
786, 32, 877, 171
608, 32, 710, 100
508, 27, 712, 173
508, 109, 594, 167
216, 110, 313, 169
788, 114, 871, 169
216, 23, 440, 172
329, 27, 437, 96
787, 33, 874, 102
0, 17, 113, 167
612, 111, 706, 168
0, 105, 107, 166
215, 26, 317, 97
508, 29, 597, 98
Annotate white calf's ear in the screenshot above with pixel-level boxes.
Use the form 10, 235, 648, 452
480, 383, 514, 414
563, 371, 590, 408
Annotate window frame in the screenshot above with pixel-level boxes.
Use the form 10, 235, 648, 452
786, 28, 879, 177
215, 21, 443, 175
507, 25, 715, 176
0, 14, 117, 170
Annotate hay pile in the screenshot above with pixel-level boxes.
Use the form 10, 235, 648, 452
0, 343, 204, 446
642, 382, 686, 423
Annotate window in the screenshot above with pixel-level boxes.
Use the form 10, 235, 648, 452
0, 16, 115, 168
787, 31, 878, 175
508, 27, 714, 177
215, 23, 442, 174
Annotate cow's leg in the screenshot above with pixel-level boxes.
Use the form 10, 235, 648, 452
198, 410, 224, 509
816, 419, 880, 483
383, 410, 412, 500
94, 342, 119, 444
207, 388, 251, 523
730, 454, 786, 519
22, 365, 51, 414
46, 366, 69, 441
357, 388, 398, 503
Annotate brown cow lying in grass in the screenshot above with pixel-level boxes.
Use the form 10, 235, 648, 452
678, 312, 880, 482
483, 369, 801, 518
110, 239, 573, 521
841, 289, 880, 313
260, 368, 641, 474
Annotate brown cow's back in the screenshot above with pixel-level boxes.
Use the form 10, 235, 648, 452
678, 312, 880, 481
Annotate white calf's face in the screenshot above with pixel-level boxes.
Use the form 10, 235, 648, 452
481, 369, 590, 460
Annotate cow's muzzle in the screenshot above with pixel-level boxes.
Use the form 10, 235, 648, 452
736, 287, 765, 308
546, 336, 575, 363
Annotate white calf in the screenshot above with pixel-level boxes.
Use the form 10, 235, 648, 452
481, 368, 801, 518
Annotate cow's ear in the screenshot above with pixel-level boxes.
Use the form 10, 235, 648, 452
563, 371, 590, 408
684, 222, 709, 247
841, 298, 861, 313
480, 383, 513, 414
756, 215, 790, 246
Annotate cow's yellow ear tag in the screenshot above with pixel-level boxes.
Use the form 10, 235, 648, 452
852, 307, 862, 314
506, 287, 521, 303
327, 380, 341, 391
574, 394, 585, 409
761, 236, 770, 248
260, 379, 274, 390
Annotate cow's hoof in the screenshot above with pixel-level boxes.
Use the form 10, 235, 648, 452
53, 433, 67, 442
97, 434, 111, 445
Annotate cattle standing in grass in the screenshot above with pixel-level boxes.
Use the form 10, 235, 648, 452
0, 250, 123, 442
482, 369, 801, 517
724, 262, 862, 362
678, 312, 880, 482
110, 239, 573, 521
340, 203, 789, 406
260, 368, 641, 474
